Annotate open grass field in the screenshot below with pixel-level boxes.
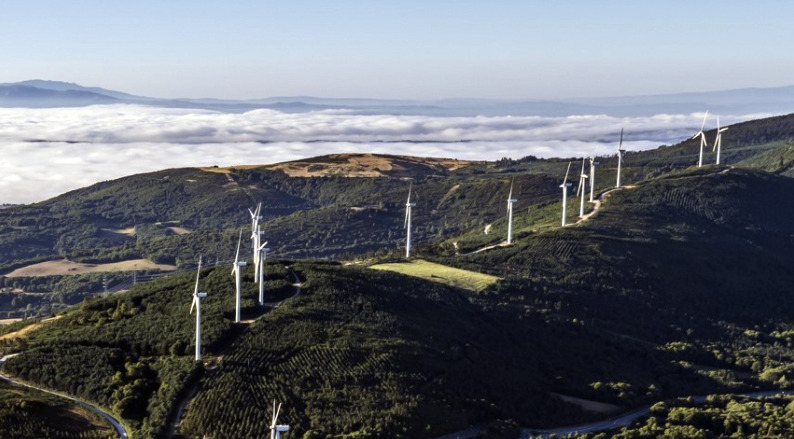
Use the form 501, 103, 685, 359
369, 259, 501, 291
0, 316, 62, 342
6, 258, 177, 278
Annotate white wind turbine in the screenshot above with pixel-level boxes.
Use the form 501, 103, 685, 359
257, 238, 270, 306
713, 116, 728, 165
616, 128, 626, 188
231, 230, 246, 323
506, 178, 517, 244
248, 203, 263, 282
404, 184, 416, 258
190, 256, 208, 362
576, 158, 589, 217
588, 151, 597, 203
560, 162, 572, 227
692, 111, 709, 167
270, 400, 290, 439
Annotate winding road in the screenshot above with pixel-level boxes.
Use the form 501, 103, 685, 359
433, 389, 793, 439
0, 354, 129, 439
522, 389, 793, 438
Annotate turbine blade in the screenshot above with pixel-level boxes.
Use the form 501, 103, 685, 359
190, 296, 196, 314
194, 256, 202, 296
700, 110, 708, 132
234, 230, 242, 264
507, 178, 514, 200
618, 128, 624, 150
404, 207, 409, 228
274, 403, 282, 425
563, 161, 571, 183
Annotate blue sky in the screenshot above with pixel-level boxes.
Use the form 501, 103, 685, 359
2, 1, 793, 99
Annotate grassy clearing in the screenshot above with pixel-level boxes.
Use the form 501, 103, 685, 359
5, 259, 176, 278
369, 259, 500, 291
0, 316, 61, 342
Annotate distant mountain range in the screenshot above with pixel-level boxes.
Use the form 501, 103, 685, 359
1, 79, 794, 116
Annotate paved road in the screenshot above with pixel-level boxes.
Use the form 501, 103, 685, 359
521, 389, 794, 438
0, 354, 129, 439
263, 267, 303, 307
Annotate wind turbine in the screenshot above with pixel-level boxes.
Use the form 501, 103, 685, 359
588, 151, 597, 203
257, 239, 270, 306
248, 203, 263, 282
231, 230, 246, 323
616, 128, 626, 188
576, 158, 589, 217
190, 256, 208, 361
404, 184, 415, 258
560, 162, 572, 227
692, 111, 709, 167
506, 178, 517, 244
713, 116, 728, 165
270, 400, 290, 439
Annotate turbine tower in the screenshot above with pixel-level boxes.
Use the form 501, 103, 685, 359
713, 116, 728, 165
506, 178, 517, 244
560, 162, 572, 227
576, 158, 589, 217
692, 111, 709, 167
588, 152, 596, 203
270, 400, 290, 439
190, 256, 208, 361
257, 239, 270, 306
616, 128, 626, 188
404, 184, 415, 258
231, 230, 246, 323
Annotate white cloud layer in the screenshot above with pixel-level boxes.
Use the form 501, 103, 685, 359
0, 105, 766, 204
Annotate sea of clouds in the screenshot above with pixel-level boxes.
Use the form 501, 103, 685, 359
0, 105, 766, 204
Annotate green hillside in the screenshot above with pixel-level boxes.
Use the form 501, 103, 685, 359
2, 113, 794, 320
2, 164, 794, 438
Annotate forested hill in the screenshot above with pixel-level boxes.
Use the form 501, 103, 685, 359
1, 112, 794, 319
2, 166, 794, 438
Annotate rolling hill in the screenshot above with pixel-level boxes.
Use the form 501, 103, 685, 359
2, 165, 794, 438
2, 111, 794, 320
